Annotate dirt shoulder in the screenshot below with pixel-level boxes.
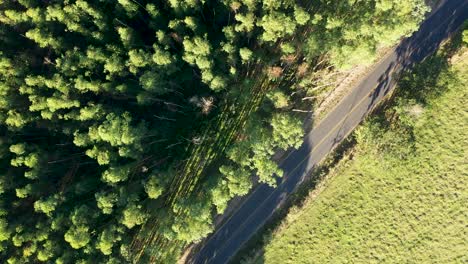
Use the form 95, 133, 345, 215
311, 45, 396, 126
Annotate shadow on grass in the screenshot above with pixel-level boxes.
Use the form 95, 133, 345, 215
234, 14, 467, 264
396, 25, 464, 105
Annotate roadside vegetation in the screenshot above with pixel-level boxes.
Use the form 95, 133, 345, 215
0, 0, 428, 262
240, 28, 468, 264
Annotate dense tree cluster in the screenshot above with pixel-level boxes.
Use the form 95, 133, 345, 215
0, 0, 427, 262
304, 0, 428, 68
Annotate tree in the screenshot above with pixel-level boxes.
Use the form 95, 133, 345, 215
210, 183, 230, 214
294, 6, 310, 25
183, 36, 212, 70
34, 195, 60, 216
127, 49, 151, 72
182, 36, 226, 90
239, 47, 253, 63
270, 113, 303, 149
36, 240, 56, 261
144, 174, 165, 199
280, 42, 295, 54
77, 103, 106, 121
152, 46, 173, 66
0, 0, 430, 262
89, 113, 145, 147
25, 28, 63, 49
0, 218, 11, 242
306, 0, 428, 69
259, 12, 296, 42
64, 225, 91, 249
121, 203, 148, 229
211, 165, 252, 214
463, 28, 468, 45
117, 27, 135, 48
267, 90, 290, 108
171, 198, 213, 243
96, 226, 120, 255
104, 55, 126, 76
95, 191, 118, 214
117, 0, 139, 17
251, 154, 283, 186
139, 70, 168, 95
235, 13, 256, 33
219, 165, 252, 197
102, 165, 131, 184
16, 184, 33, 198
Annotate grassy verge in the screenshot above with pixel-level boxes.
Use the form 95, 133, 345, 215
237, 30, 467, 264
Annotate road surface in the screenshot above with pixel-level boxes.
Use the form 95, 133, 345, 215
189, 1, 468, 263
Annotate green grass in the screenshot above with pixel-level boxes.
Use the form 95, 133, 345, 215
250, 45, 468, 263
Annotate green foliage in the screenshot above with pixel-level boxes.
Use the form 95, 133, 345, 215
102, 165, 131, 184
34, 195, 60, 216
305, 0, 428, 69
64, 225, 91, 249
0, 218, 11, 242
95, 191, 118, 214
118, 0, 139, 16
36, 241, 56, 261
171, 198, 213, 243
183, 37, 212, 70
220, 166, 252, 197
280, 43, 295, 54
223, 112, 303, 187
460, 22, 468, 45
144, 174, 165, 199
293, 6, 310, 25
267, 90, 290, 108
270, 113, 303, 149
15, 184, 33, 198
128, 49, 151, 70
211, 165, 252, 213
96, 226, 120, 255
121, 203, 148, 229
259, 12, 296, 42
239, 47, 254, 62
251, 154, 283, 186
235, 13, 256, 33
89, 113, 145, 148
9, 144, 25, 155
0, 0, 429, 262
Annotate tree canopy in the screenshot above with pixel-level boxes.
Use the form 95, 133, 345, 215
0, 0, 427, 262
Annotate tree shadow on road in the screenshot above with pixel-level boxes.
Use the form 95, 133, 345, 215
231, 6, 467, 264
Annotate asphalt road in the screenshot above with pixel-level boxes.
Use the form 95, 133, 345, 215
189, 1, 468, 263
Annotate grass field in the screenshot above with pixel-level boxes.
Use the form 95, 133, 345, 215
248, 39, 468, 263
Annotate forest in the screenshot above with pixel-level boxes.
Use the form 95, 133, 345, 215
0, 0, 428, 263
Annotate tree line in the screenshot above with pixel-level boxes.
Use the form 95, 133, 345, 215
0, 0, 427, 263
